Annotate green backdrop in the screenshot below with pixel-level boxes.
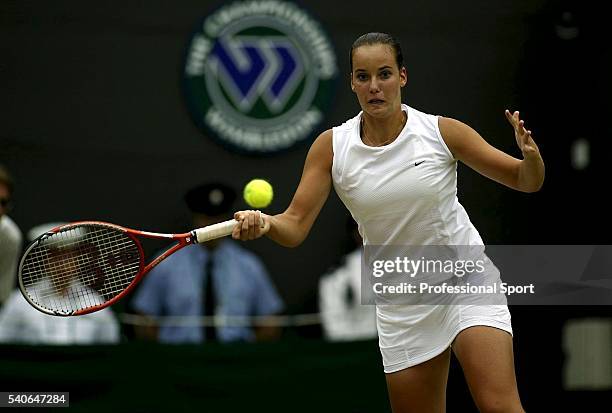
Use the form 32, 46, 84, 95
1, 339, 390, 412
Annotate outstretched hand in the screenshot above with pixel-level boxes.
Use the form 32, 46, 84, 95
505, 110, 539, 159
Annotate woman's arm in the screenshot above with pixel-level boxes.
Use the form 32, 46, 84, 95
439, 110, 544, 193
232, 129, 333, 247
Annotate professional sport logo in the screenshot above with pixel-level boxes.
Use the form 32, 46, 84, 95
183, 0, 338, 154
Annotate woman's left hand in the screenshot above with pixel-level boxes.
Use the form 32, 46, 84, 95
505, 109, 539, 159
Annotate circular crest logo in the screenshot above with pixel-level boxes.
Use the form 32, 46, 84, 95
183, 0, 338, 154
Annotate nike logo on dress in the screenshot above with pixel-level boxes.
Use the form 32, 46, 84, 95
415, 161, 426, 166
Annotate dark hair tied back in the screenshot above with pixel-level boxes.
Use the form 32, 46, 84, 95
350, 32, 403, 72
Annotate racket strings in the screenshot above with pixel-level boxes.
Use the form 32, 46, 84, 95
20, 225, 142, 314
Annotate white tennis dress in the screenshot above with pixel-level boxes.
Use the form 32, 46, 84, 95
331, 104, 512, 373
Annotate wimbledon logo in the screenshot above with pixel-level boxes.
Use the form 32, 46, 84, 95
183, 0, 338, 154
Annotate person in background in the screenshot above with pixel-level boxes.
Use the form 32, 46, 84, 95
0, 222, 120, 344
319, 217, 377, 341
131, 182, 284, 344
0, 164, 23, 308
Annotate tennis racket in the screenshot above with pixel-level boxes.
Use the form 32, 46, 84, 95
18, 220, 240, 316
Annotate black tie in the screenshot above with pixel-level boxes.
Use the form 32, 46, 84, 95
203, 253, 217, 342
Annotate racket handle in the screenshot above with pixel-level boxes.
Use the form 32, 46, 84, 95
192, 219, 237, 244
191, 216, 266, 244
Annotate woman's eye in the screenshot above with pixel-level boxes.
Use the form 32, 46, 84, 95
381, 71, 391, 79
357, 73, 368, 81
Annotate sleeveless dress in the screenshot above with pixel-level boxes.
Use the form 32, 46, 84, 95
331, 104, 512, 373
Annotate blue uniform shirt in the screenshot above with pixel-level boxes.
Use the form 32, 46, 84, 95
132, 239, 283, 343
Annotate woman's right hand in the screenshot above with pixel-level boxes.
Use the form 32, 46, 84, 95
232, 210, 271, 241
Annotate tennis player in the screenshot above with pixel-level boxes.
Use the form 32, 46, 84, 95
233, 33, 544, 413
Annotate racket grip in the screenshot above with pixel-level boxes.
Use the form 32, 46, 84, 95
192, 219, 237, 244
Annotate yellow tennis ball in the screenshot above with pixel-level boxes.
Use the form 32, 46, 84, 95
243, 179, 273, 208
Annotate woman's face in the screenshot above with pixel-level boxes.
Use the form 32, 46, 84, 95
350, 44, 407, 118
